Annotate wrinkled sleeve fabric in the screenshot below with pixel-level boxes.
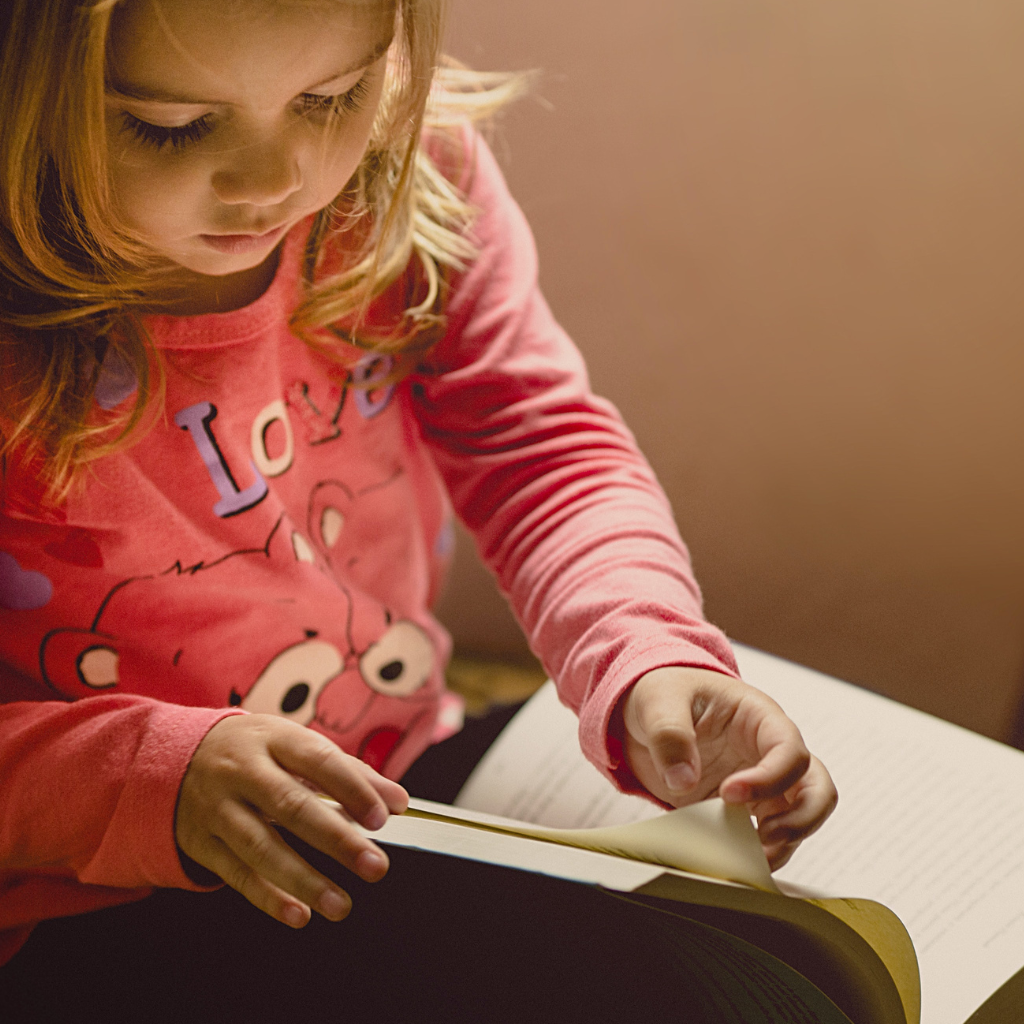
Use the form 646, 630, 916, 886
0, 658, 241, 962
413, 133, 740, 789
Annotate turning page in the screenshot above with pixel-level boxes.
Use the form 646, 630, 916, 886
455, 649, 1024, 1023
408, 796, 775, 890
452, 664, 918, 1024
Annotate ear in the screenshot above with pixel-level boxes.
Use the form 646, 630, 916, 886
306, 480, 355, 559
40, 628, 120, 698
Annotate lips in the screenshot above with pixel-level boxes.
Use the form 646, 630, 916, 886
199, 223, 288, 255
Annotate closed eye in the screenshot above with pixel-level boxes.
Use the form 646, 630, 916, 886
116, 72, 372, 152
298, 76, 372, 119
120, 111, 214, 151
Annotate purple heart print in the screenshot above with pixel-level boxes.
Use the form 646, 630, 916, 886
0, 551, 54, 610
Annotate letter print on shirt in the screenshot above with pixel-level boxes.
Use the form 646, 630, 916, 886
250, 399, 295, 478
352, 353, 395, 419
174, 401, 269, 518
285, 380, 345, 446
284, 352, 396, 451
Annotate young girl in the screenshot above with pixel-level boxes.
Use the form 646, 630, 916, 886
0, 0, 837, 1018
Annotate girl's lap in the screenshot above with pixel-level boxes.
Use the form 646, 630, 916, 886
0, 712, 849, 1024
1, 842, 852, 1024
0, 848, 713, 1024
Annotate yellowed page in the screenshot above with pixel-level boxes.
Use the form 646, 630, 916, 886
810, 897, 921, 1024
363, 807, 672, 892
408, 796, 776, 891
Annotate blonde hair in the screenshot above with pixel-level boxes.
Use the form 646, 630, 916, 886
0, 0, 528, 496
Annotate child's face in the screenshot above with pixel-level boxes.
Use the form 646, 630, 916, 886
105, 0, 394, 286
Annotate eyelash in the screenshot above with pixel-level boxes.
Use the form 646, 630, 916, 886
120, 77, 373, 152
298, 77, 373, 118
119, 113, 214, 151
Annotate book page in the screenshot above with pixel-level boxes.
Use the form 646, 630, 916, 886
352, 795, 906, 1021
363, 807, 670, 892
454, 682, 774, 888
454, 689, 913, 1024
410, 796, 775, 890
455, 680, 663, 828
731, 644, 1024, 1024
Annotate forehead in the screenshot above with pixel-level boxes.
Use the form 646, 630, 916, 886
107, 0, 395, 101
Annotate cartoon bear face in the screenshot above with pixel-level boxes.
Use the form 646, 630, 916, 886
238, 615, 437, 771
38, 513, 444, 775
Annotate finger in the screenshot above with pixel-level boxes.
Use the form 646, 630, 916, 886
747, 794, 791, 822
217, 802, 358, 920
243, 767, 392, 884
624, 675, 702, 795
270, 727, 405, 829
718, 720, 811, 804
763, 838, 801, 872
352, 757, 410, 817
199, 831, 317, 929
759, 792, 834, 847
757, 759, 838, 847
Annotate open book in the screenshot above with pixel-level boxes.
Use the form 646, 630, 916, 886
339, 644, 1024, 1024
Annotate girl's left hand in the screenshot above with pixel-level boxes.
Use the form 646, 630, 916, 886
621, 666, 838, 870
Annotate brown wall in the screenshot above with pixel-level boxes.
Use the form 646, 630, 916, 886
433, 0, 1024, 740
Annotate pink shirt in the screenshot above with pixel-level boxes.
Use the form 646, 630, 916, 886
0, 133, 737, 963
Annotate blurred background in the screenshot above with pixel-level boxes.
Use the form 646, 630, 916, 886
434, 0, 1024, 742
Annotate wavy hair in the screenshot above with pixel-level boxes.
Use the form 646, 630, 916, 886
0, 0, 528, 496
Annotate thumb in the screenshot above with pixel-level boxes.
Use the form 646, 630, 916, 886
623, 671, 703, 796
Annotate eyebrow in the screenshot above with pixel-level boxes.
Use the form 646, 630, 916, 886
107, 36, 392, 105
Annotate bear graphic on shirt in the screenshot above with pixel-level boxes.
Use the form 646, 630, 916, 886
37, 512, 445, 776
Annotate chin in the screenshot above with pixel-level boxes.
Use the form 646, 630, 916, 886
172, 242, 281, 279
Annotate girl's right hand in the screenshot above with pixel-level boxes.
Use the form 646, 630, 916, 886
175, 714, 408, 929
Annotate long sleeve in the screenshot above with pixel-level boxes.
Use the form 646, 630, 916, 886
414, 135, 740, 786
0, 658, 240, 963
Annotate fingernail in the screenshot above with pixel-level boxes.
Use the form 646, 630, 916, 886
319, 890, 350, 921
721, 781, 748, 802
663, 763, 697, 792
282, 904, 307, 929
356, 849, 388, 880
363, 805, 387, 831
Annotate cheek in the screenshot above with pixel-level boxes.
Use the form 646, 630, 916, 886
314, 138, 370, 199
313, 85, 387, 197
107, 144, 205, 237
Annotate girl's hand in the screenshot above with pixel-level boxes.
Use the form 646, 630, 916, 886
621, 666, 837, 870
175, 714, 408, 928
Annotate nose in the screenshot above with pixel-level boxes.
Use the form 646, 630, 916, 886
211, 133, 303, 207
